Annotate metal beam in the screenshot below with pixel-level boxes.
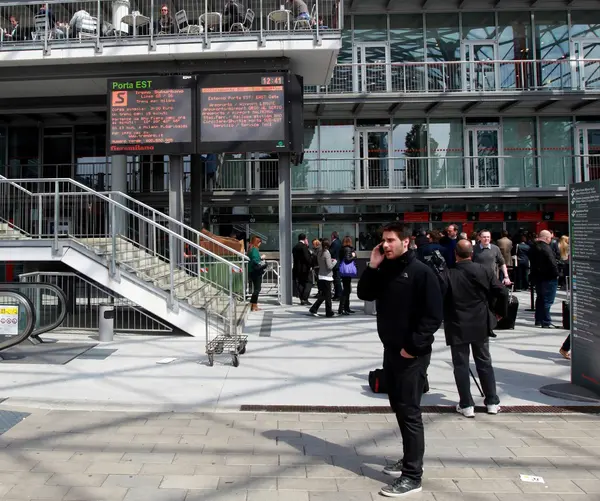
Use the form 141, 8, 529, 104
387, 102, 403, 115
457, 0, 466, 8
352, 102, 365, 115
60, 112, 78, 121
461, 101, 479, 114
530, 0, 539, 5
572, 99, 598, 112
425, 101, 441, 114
386, 0, 396, 9
421, 0, 430, 8
25, 114, 43, 122
315, 103, 326, 116
534, 99, 559, 112
498, 100, 521, 112
494, 0, 501, 5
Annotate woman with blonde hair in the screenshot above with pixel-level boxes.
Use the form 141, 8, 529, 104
247, 235, 266, 312
558, 235, 571, 359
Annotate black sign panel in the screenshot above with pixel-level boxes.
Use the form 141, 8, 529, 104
569, 181, 600, 396
108, 76, 195, 155
197, 73, 297, 153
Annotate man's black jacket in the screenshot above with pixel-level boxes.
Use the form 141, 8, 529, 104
529, 241, 559, 282
329, 238, 342, 268
357, 250, 443, 356
443, 260, 509, 346
292, 242, 312, 281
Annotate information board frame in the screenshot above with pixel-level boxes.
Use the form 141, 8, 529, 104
196, 73, 294, 154
107, 75, 197, 156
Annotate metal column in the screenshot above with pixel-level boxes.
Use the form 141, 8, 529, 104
110, 155, 128, 236
278, 153, 293, 305
190, 154, 204, 231
169, 155, 184, 264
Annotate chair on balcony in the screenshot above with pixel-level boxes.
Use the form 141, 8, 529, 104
31, 15, 50, 41
175, 10, 202, 35
78, 15, 98, 41
229, 9, 255, 32
294, 3, 315, 30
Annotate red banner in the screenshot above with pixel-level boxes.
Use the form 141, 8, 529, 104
554, 211, 568, 222
442, 212, 468, 222
478, 212, 504, 222
517, 211, 543, 222
403, 212, 430, 223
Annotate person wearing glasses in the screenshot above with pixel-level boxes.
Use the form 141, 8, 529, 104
155, 4, 175, 35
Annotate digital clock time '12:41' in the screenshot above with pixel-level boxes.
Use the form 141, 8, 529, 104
261, 76, 283, 85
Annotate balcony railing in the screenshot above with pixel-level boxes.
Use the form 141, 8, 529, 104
0, 0, 341, 51
304, 59, 600, 95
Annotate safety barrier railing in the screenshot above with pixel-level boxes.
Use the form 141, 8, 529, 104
305, 59, 600, 94
0, 176, 246, 337
19, 271, 173, 333
0, 0, 341, 53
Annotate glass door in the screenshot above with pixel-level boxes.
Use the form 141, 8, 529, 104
466, 126, 501, 188
577, 126, 600, 181
573, 38, 600, 90
356, 128, 391, 189
354, 43, 391, 93
461, 41, 499, 91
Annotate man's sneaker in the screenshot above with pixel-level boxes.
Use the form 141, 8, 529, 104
487, 404, 501, 415
380, 476, 422, 498
382, 459, 403, 477
456, 404, 475, 418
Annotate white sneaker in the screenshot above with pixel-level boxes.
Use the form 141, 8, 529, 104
456, 404, 475, 418
487, 404, 500, 415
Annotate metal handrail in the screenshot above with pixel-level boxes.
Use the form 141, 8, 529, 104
2, 282, 68, 338
0, 290, 35, 353
103, 190, 250, 262
0, 178, 243, 273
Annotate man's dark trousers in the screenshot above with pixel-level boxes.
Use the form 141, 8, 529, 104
450, 342, 500, 408
383, 348, 430, 483
296, 278, 312, 303
534, 278, 558, 326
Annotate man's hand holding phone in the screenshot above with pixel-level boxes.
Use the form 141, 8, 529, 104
369, 243, 385, 269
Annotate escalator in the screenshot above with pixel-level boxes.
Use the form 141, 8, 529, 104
0, 283, 68, 360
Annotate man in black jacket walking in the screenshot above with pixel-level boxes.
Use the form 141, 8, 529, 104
529, 230, 559, 328
358, 223, 443, 498
292, 233, 313, 306
444, 240, 508, 418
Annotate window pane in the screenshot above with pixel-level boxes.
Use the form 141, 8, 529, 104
428, 119, 464, 188
248, 223, 279, 252
318, 122, 355, 191
461, 12, 496, 41
426, 13, 460, 62
539, 118, 573, 187
393, 121, 427, 188
571, 10, 600, 39
353, 14, 387, 42
390, 14, 423, 62
535, 11, 570, 89
503, 118, 536, 188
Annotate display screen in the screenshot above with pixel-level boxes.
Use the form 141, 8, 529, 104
197, 73, 290, 153
108, 76, 195, 155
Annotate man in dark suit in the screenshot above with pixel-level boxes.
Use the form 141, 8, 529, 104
292, 233, 313, 306
329, 231, 343, 300
444, 239, 508, 418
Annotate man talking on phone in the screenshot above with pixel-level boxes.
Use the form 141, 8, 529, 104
358, 223, 443, 498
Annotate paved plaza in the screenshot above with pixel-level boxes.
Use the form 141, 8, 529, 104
0, 289, 598, 500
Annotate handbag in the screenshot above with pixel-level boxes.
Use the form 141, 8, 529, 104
339, 260, 357, 277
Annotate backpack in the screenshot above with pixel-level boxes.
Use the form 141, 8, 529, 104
423, 249, 449, 295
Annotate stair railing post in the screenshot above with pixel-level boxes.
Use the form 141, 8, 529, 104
229, 267, 234, 336
37, 194, 43, 238
53, 181, 59, 253
110, 194, 117, 277
152, 212, 157, 256
168, 233, 177, 311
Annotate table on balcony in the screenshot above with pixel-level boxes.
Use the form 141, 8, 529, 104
120, 13, 150, 37
200, 12, 222, 33
268, 10, 291, 31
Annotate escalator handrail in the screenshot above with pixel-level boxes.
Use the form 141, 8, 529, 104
0, 291, 35, 352
0, 283, 67, 337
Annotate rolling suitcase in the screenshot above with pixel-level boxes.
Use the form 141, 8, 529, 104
496, 286, 518, 330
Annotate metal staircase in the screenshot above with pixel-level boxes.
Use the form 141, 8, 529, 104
0, 177, 249, 338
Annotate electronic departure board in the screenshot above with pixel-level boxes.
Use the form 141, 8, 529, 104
197, 73, 302, 154
108, 76, 195, 155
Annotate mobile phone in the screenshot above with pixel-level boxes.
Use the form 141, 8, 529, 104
378, 243, 385, 255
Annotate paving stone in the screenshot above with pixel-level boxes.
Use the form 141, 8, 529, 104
458, 446, 515, 458
250, 465, 307, 477
173, 454, 226, 466
454, 478, 522, 493
278, 477, 338, 491
141, 463, 196, 475
63, 486, 128, 500
46, 472, 107, 487
69, 451, 125, 463
432, 494, 499, 501
572, 479, 600, 493
278, 455, 333, 466
85, 462, 143, 475
0, 472, 52, 485
0, 459, 40, 471
422, 467, 480, 479
528, 468, 597, 480
121, 452, 175, 464
558, 495, 600, 501
310, 492, 380, 501
161, 475, 219, 489
225, 455, 279, 466
247, 492, 308, 501
474, 467, 529, 479
4, 484, 70, 499
185, 489, 247, 501
218, 476, 277, 490
336, 476, 384, 490
306, 464, 361, 478
517, 479, 584, 494
496, 496, 563, 501
103, 474, 163, 488
124, 487, 188, 501
0, 484, 15, 497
